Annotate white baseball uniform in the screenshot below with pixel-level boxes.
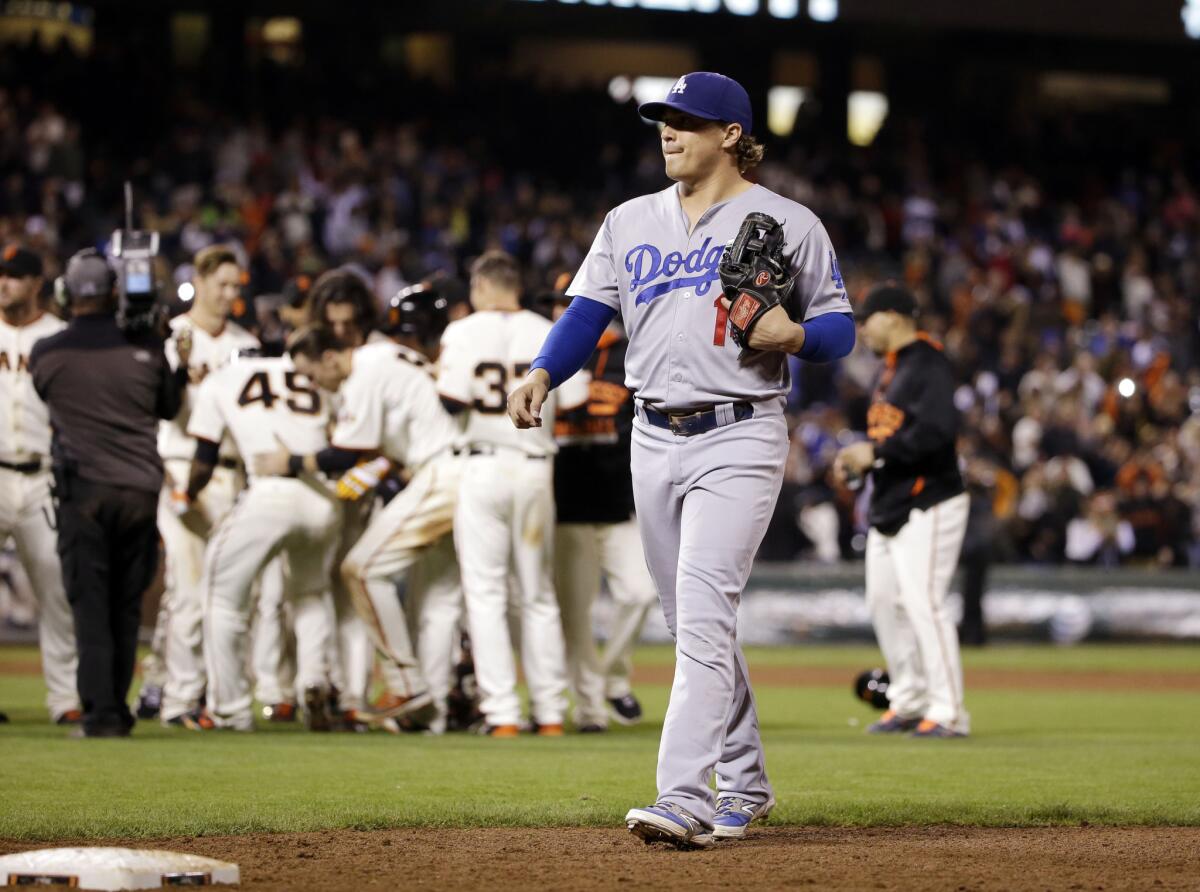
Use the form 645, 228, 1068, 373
0, 312, 78, 720
336, 341, 462, 725
154, 314, 260, 721
552, 329, 657, 729
189, 356, 339, 728
439, 310, 589, 728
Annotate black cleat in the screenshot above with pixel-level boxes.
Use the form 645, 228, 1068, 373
135, 684, 163, 720
303, 685, 333, 732
607, 694, 643, 726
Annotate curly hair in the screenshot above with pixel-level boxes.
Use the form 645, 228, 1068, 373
734, 133, 765, 174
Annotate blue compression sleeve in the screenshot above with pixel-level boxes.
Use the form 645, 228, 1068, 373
529, 296, 617, 387
796, 312, 856, 363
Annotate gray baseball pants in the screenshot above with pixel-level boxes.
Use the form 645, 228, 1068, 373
630, 404, 787, 826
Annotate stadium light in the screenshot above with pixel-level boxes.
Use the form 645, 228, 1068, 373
515, 0, 800, 17
1185, 0, 1200, 38
848, 91, 888, 146
768, 86, 808, 137
808, 0, 838, 22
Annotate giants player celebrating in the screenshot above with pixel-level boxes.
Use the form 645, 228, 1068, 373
438, 251, 589, 737
835, 284, 970, 738
0, 246, 78, 724
187, 351, 339, 731
271, 323, 461, 728
143, 245, 259, 726
509, 74, 854, 844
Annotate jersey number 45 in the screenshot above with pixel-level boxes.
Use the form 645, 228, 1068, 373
237, 371, 322, 415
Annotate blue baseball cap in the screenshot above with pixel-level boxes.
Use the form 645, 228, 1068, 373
638, 72, 753, 135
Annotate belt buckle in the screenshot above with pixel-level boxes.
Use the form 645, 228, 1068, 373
668, 411, 700, 435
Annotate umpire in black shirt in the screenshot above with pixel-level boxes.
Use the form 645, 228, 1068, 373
30, 250, 189, 737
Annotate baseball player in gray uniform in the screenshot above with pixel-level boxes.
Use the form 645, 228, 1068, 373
509, 72, 855, 847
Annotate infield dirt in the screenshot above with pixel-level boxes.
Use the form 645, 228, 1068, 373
3, 826, 1198, 890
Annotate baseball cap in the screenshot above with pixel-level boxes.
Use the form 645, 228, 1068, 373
858, 282, 918, 321
638, 72, 753, 135
0, 245, 44, 279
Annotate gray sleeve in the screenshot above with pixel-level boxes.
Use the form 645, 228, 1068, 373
789, 220, 851, 321
565, 212, 621, 311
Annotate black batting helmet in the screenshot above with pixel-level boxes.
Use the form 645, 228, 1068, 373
854, 668, 890, 710
385, 281, 455, 347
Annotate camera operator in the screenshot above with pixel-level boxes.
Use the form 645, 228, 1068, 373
29, 249, 189, 738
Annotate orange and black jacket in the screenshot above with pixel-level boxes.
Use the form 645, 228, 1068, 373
867, 334, 964, 535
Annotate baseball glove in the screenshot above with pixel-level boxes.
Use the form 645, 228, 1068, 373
718, 212, 795, 350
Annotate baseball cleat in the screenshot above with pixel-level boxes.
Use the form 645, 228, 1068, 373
54, 709, 83, 726
533, 722, 564, 737
479, 723, 521, 738
911, 719, 967, 738
261, 702, 297, 722
336, 708, 372, 733
364, 690, 435, 721
164, 708, 217, 731
712, 795, 775, 840
866, 710, 922, 734
134, 684, 163, 720
607, 694, 643, 726
577, 723, 607, 734
625, 803, 715, 849
303, 686, 333, 732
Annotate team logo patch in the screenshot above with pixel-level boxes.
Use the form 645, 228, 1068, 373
729, 293, 760, 329
754, 270, 771, 287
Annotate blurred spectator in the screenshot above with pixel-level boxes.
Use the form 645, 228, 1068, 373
1065, 492, 1135, 566
1, 46, 1198, 568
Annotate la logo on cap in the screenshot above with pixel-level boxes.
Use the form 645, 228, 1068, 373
671, 76, 687, 95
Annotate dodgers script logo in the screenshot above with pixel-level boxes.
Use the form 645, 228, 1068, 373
626, 238, 724, 306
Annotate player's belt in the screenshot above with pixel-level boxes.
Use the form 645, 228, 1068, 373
0, 458, 44, 474
454, 445, 548, 460
641, 402, 754, 437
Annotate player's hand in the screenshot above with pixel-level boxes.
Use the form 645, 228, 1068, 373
252, 442, 291, 477
836, 441, 875, 479
170, 489, 211, 537
174, 325, 193, 370
718, 299, 805, 353
508, 368, 551, 429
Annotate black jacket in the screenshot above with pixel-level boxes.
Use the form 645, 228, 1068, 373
30, 313, 187, 494
867, 334, 964, 534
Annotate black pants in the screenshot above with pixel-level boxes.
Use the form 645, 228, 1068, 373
958, 548, 990, 646
55, 477, 159, 735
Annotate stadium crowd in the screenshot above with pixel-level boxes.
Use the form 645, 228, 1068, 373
2, 47, 1199, 578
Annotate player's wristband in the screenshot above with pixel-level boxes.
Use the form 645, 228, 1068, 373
287, 454, 305, 477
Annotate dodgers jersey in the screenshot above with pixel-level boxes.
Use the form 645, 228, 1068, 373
188, 356, 328, 481
0, 313, 64, 463
158, 314, 260, 461
568, 183, 849, 410
439, 309, 590, 457
332, 341, 458, 470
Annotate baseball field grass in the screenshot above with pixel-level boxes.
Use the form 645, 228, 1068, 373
1, 643, 1198, 841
